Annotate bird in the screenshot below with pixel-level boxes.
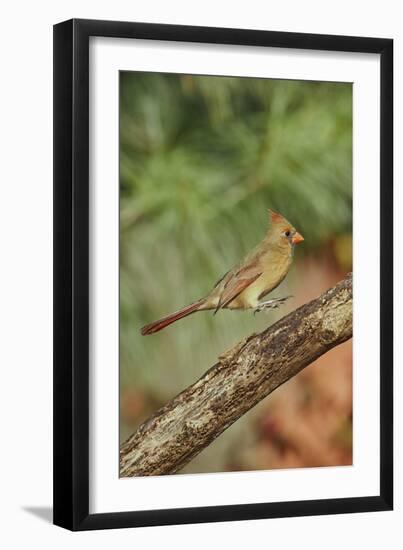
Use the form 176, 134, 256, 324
141, 209, 304, 335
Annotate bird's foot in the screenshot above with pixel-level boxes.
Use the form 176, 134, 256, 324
253, 296, 292, 315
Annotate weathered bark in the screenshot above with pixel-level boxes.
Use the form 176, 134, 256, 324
120, 273, 352, 477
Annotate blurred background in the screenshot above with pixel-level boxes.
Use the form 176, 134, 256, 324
119, 72, 352, 474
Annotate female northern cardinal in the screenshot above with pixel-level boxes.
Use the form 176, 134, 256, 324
141, 210, 304, 335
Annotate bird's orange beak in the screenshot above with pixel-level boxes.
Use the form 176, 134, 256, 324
292, 232, 304, 245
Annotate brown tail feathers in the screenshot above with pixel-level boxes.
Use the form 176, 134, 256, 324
141, 299, 205, 335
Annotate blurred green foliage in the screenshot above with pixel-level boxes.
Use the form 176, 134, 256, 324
119, 72, 352, 471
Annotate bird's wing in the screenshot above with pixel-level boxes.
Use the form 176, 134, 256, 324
214, 264, 262, 313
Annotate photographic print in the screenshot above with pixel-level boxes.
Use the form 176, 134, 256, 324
54, 19, 392, 530
119, 72, 353, 476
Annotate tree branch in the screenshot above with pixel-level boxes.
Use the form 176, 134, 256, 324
120, 273, 352, 477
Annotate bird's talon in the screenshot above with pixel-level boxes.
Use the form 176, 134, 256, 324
254, 295, 292, 313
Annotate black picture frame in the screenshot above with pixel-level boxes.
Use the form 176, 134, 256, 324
53, 18, 393, 531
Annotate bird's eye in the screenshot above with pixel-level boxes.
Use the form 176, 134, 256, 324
284, 230, 291, 237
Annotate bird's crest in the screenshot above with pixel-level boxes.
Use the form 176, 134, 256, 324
268, 209, 287, 226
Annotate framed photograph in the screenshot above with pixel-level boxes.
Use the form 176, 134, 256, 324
53, 19, 393, 530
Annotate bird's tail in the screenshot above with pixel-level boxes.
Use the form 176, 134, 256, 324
140, 299, 206, 336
